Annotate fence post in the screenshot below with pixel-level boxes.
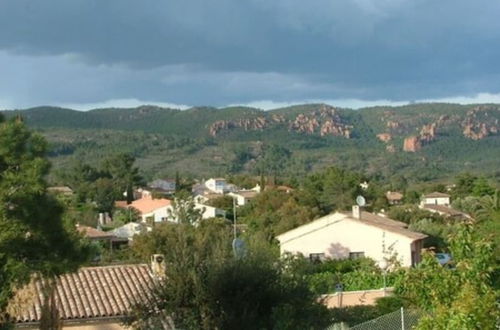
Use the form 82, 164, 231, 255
401, 307, 405, 330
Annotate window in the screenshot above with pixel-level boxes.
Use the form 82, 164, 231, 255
309, 253, 325, 262
349, 252, 365, 259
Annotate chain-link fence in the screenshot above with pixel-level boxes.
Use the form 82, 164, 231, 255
326, 308, 421, 330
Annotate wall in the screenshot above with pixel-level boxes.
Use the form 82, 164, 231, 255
321, 288, 394, 308
278, 214, 417, 267
423, 197, 450, 205
63, 322, 126, 330
141, 206, 171, 223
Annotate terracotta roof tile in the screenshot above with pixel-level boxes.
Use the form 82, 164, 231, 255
10, 264, 155, 324
129, 197, 171, 214
423, 192, 450, 198
76, 225, 115, 240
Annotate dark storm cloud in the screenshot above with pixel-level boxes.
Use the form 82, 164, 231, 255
1, 0, 500, 108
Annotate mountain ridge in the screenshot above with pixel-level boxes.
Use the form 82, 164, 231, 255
2, 103, 500, 182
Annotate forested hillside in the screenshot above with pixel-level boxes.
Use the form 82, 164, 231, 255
3, 103, 500, 184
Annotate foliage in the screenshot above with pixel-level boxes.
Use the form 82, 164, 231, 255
0, 118, 91, 325
4, 104, 500, 182
298, 167, 366, 214
103, 153, 143, 203
329, 296, 405, 328
205, 195, 234, 220
239, 189, 317, 241
168, 190, 204, 224
255, 144, 291, 180
396, 224, 499, 329
127, 220, 331, 329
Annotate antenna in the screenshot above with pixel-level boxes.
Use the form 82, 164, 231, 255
356, 195, 366, 207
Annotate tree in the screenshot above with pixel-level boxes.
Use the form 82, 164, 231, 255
471, 177, 495, 197
396, 224, 499, 329
256, 144, 291, 182
89, 177, 116, 213
126, 220, 331, 330
104, 153, 143, 204
168, 190, 204, 224
300, 167, 363, 214
0, 118, 91, 326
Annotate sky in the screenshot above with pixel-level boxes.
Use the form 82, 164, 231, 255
1, 0, 500, 110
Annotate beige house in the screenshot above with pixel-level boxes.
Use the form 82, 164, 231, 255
420, 203, 471, 220
10, 262, 172, 329
276, 206, 427, 267
228, 190, 259, 206
422, 192, 451, 205
386, 191, 404, 205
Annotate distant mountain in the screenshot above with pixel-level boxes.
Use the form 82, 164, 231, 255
3, 103, 500, 182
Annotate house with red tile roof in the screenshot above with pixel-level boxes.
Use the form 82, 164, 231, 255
8, 262, 172, 329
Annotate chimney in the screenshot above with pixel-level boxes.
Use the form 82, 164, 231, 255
151, 254, 166, 279
352, 205, 361, 219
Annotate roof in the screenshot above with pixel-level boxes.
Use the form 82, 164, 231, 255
47, 186, 73, 194
423, 192, 450, 198
233, 190, 258, 198
9, 264, 155, 325
129, 196, 171, 214
111, 222, 151, 240
76, 225, 115, 240
350, 211, 427, 240
277, 210, 427, 243
115, 200, 129, 209
386, 191, 403, 201
421, 204, 469, 217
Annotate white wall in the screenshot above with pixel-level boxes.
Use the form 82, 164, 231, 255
277, 213, 418, 267
423, 197, 450, 205
141, 206, 172, 223
228, 193, 246, 206
196, 204, 225, 219
205, 178, 227, 193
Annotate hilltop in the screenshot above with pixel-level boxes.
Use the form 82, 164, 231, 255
3, 103, 500, 183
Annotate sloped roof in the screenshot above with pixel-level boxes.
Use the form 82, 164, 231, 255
386, 191, 403, 201
9, 264, 155, 325
233, 190, 258, 198
76, 225, 115, 240
351, 211, 427, 240
129, 197, 171, 214
422, 204, 469, 217
424, 192, 450, 198
277, 210, 427, 243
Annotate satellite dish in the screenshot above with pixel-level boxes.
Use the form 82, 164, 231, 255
356, 195, 366, 207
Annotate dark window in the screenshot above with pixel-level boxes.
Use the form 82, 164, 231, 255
349, 252, 365, 259
309, 253, 325, 262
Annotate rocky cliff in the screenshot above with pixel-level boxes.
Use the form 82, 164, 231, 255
208, 105, 352, 138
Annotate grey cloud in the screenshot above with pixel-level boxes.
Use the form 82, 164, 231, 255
0, 0, 500, 107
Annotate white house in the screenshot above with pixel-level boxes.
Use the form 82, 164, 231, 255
419, 204, 471, 220
204, 178, 237, 194
422, 192, 451, 206
111, 222, 152, 241
196, 203, 226, 218
128, 196, 172, 223
276, 206, 427, 267
228, 190, 259, 206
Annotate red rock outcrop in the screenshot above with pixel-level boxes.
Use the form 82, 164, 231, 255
209, 117, 269, 136
288, 105, 352, 138
419, 123, 437, 144
461, 106, 499, 140
386, 144, 396, 153
403, 136, 421, 152
376, 133, 392, 143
